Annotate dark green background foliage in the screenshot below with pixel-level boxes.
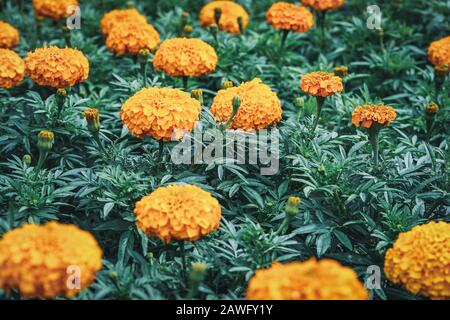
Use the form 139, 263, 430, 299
0, 0, 449, 300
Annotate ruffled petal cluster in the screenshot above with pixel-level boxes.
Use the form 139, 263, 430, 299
33, 0, 79, 21
266, 2, 314, 33
300, 71, 343, 97
352, 104, 397, 128
384, 221, 450, 300
134, 184, 222, 243
210, 78, 282, 130
0, 21, 20, 49
100, 8, 148, 36
106, 22, 160, 56
120, 87, 201, 141
247, 258, 368, 300
0, 222, 103, 298
199, 1, 249, 34
428, 35, 450, 67
0, 49, 25, 89
300, 0, 345, 12
153, 38, 218, 78
25, 46, 89, 88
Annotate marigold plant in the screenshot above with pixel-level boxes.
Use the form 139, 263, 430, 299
351, 104, 397, 129
210, 78, 282, 130
33, 0, 79, 21
199, 1, 249, 34
384, 221, 450, 300
266, 2, 314, 33
25, 46, 89, 88
134, 184, 222, 243
427, 35, 450, 67
246, 258, 368, 300
153, 38, 218, 78
0, 222, 102, 298
300, 71, 343, 97
100, 8, 148, 36
120, 87, 201, 141
106, 22, 160, 56
300, 0, 345, 12
0, 49, 25, 89
0, 21, 20, 49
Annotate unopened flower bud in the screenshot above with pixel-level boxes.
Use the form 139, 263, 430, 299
232, 96, 241, 114
84, 108, 101, 133
38, 130, 54, 152
125, 1, 134, 8
109, 271, 118, 279
317, 165, 326, 174
295, 97, 304, 108
222, 81, 234, 89
425, 103, 439, 115
333, 66, 349, 78
191, 89, 204, 105
189, 262, 207, 284
183, 25, 193, 35
285, 196, 301, 216
22, 154, 32, 166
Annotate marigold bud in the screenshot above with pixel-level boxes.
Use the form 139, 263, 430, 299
317, 165, 326, 174
189, 262, 207, 284
232, 96, 241, 114
285, 196, 301, 216
183, 25, 193, 35
126, 1, 134, 8
435, 64, 449, 78
37, 130, 54, 152
425, 103, 439, 115
22, 154, 32, 166
84, 108, 101, 132
191, 89, 204, 105
222, 81, 234, 89
333, 66, 349, 78
295, 97, 304, 108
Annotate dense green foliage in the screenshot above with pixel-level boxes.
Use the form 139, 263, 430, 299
0, 0, 449, 300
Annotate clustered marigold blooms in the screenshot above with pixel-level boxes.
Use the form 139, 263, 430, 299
300, 71, 343, 97
120, 87, 201, 141
0, 49, 25, 89
210, 78, 282, 130
153, 38, 218, 78
351, 104, 397, 129
25, 46, 89, 88
427, 35, 450, 67
100, 8, 148, 36
247, 258, 368, 300
0, 221, 103, 298
384, 221, 450, 300
199, 1, 249, 34
106, 22, 160, 56
0, 21, 20, 49
266, 2, 314, 33
134, 184, 222, 243
300, 0, 345, 12
33, 0, 79, 21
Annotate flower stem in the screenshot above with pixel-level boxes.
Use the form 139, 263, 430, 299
182, 76, 188, 91
179, 240, 187, 280
276, 214, 293, 235
35, 150, 49, 174
311, 96, 325, 134
280, 29, 289, 50
157, 140, 164, 161
93, 132, 106, 154
368, 128, 380, 170
140, 60, 148, 88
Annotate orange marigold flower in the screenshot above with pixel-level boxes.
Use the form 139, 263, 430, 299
210, 78, 282, 130
300, 71, 343, 97
106, 22, 160, 56
134, 184, 222, 243
0, 21, 20, 49
351, 104, 397, 129
100, 8, 148, 36
247, 258, 368, 300
384, 221, 450, 300
199, 1, 249, 34
33, 0, 79, 21
25, 46, 89, 88
428, 35, 450, 67
0, 221, 103, 298
0, 49, 25, 89
300, 0, 345, 12
266, 2, 314, 33
153, 38, 218, 78
120, 87, 201, 141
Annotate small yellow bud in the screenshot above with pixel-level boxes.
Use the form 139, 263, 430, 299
56, 88, 67, 97
295, 97, 305, 108
425, 103, 439, 115
222, 81, 234, 89
285, 196, 301, 216
22, 154, 32, 166
183, 25, 193, 34
191, 89, 204, 105
189, 262, 207, 283
38, 130, 54, 152
333, 66, 349, 78
84, 108, 101, 132
435, 64, 449, 77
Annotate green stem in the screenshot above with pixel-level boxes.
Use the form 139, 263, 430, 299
311, 96, 325, 134
93, 132, 106, 154
276, 214, 293, 235
35, 150, 48, 174
368, 129, 380, 170
182, 76, 188, 91
179, 241, 187, 280
157, 140, 164, 161
56, 95, 65, 120
140, 60, 148, 88
280, 29, 289, 50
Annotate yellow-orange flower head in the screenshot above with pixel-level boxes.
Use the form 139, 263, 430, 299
0, 221, 103, 298
0, 49, 25, 89
300, 71, 343, 97
0, 21, 20, 49
352, 104, 397, 129
106, 22, 160, 56
134, 184, 222, 243
301, 0, 345, 12
100, 8, 148, 36
266, 2, 314, 33
384, 221, 450, 300
120, 87, 201, 141
210, 78, 282, 130
25, 46, 89, 88
33, 0, 79, 21
428, 36, 450, 67
153, 38, 218, 78
199, 1, 249, 34
247, 258, 368, 300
